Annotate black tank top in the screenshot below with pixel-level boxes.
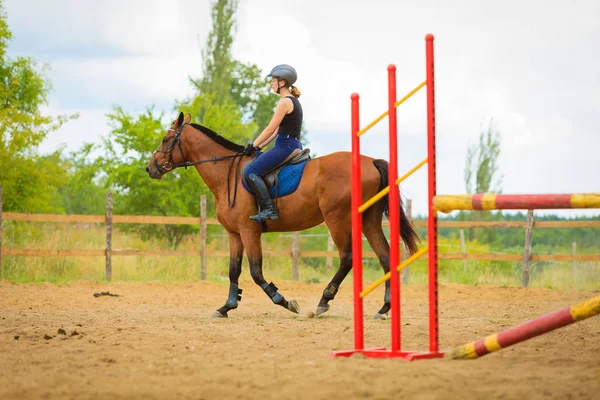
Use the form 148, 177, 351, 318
278, 96, 303, 139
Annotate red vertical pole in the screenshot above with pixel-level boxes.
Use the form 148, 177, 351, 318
387, 65, 401, 352
426, 33, 439, 353
350, 93, 364, 350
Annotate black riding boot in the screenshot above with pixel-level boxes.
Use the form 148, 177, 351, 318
247, 173, 279, 221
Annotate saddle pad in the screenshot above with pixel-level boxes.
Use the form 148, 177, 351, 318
242, 160, 309, 198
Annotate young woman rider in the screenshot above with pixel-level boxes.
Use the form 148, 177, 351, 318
243, 64, 303, 221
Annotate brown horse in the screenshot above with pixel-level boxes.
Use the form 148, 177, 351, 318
146, 112, 420, 318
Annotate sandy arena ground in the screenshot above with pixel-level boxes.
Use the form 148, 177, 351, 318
1, 280, 599, 400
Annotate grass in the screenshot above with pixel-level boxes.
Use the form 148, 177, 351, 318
1, 221, 599, 291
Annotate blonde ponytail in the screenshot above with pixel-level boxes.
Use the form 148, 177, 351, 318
290, 85, 301, 98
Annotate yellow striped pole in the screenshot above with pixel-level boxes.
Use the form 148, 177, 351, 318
356, 81, 427, 137
433, 193, 600, 213
446, 295, 600, 359
360, 246, 428, 298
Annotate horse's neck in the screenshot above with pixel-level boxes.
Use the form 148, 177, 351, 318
188, 138, 238, 198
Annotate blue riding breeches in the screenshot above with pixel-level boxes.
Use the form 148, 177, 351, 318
244, 135, 303, 177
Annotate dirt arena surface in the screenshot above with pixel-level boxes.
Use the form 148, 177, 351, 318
1, 280, 599, 400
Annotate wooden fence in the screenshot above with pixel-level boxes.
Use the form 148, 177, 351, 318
1, 192, 599, 285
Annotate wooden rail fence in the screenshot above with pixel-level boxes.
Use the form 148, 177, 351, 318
1, 192, 599, 284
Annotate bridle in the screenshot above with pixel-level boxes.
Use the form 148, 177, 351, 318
151, 121, 247, 208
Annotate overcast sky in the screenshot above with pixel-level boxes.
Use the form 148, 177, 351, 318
4, 0, 599, 217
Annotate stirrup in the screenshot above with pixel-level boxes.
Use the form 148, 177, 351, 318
250, 209, 279, 222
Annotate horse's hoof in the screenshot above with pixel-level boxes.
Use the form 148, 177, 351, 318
373, 312, 388, 320
315, 304, 330, 316
211, 310, 228, 318
288, 299, 300, 314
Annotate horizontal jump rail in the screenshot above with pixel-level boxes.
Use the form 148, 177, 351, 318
433, 193, 600, 213
446, 295, 600, 359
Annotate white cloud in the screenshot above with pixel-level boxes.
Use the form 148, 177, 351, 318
38, 105, 110, 155
48, 54, 201, 105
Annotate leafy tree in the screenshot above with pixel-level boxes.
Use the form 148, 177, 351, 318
462, 119, 503, 243
190, 0, 279, 140
97, 107, 209, 249
176, 92, 256, 145
0, 0, 76, 212
230, 61, 278, 131
465, 118, 503, 194
193, 0, 237, 109
58, 144, 107, 215
83, 0, 307, 250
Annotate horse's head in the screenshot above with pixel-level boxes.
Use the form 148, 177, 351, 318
146, 112, 192, 179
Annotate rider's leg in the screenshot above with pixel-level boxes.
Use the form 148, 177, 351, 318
247, 173, 279, 221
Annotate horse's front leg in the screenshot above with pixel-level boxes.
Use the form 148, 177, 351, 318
242, 230, 300, 314
212, 232, 244, 318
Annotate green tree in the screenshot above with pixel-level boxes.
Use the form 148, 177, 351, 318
465, 119, 503, 194
82, 0, 272, 249
463, 119, 503, 243
96, 107, 209, 249
58, 144, 107, 215
0, 0, 76, 212
190, 0, 280, 141
177, 92, 256, 145
194, 0, 237, 109
230, 61, 278, 131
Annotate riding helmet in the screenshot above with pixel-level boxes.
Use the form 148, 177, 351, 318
267, 64, 297, 85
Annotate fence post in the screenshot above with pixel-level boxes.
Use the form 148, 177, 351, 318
105, 192, 113, 282
522, 209, 534, 287
401, 199, 412, 284
459, 229, 467, 273
0, 184, 3, 280
200, 195, 207, 280
326, 234, 334, 271
292, 231, 300, 281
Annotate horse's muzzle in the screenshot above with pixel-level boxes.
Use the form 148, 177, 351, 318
145, 166, 163, 180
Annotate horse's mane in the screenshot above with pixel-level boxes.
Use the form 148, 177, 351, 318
189, 123, 245, 153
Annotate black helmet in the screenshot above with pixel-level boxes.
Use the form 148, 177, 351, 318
267, 64, 297, 85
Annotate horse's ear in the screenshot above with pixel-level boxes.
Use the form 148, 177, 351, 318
184, 113, 191, 124
177, 112, 184, 126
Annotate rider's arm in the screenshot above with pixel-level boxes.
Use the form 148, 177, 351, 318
253, 99, 290, 147
258, 128, 279, 148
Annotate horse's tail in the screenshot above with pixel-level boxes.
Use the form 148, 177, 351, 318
373, 159, 420, 255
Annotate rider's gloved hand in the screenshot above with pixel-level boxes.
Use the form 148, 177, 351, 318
243, 143, 261, 156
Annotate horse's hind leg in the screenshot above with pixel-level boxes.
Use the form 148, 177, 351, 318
363, 203, 392, 320
242, 230, 300, 314
315, 219, 353, 316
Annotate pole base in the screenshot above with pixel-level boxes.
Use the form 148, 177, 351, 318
330, 348, 445, 361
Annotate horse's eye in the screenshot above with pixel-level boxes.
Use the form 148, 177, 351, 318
162, 137, 167, 144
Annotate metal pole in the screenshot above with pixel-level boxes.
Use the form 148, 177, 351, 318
426, 33, 440, 353
446, 295, 600, 359
350, 93, 364, 350
387, 64, 401, 352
